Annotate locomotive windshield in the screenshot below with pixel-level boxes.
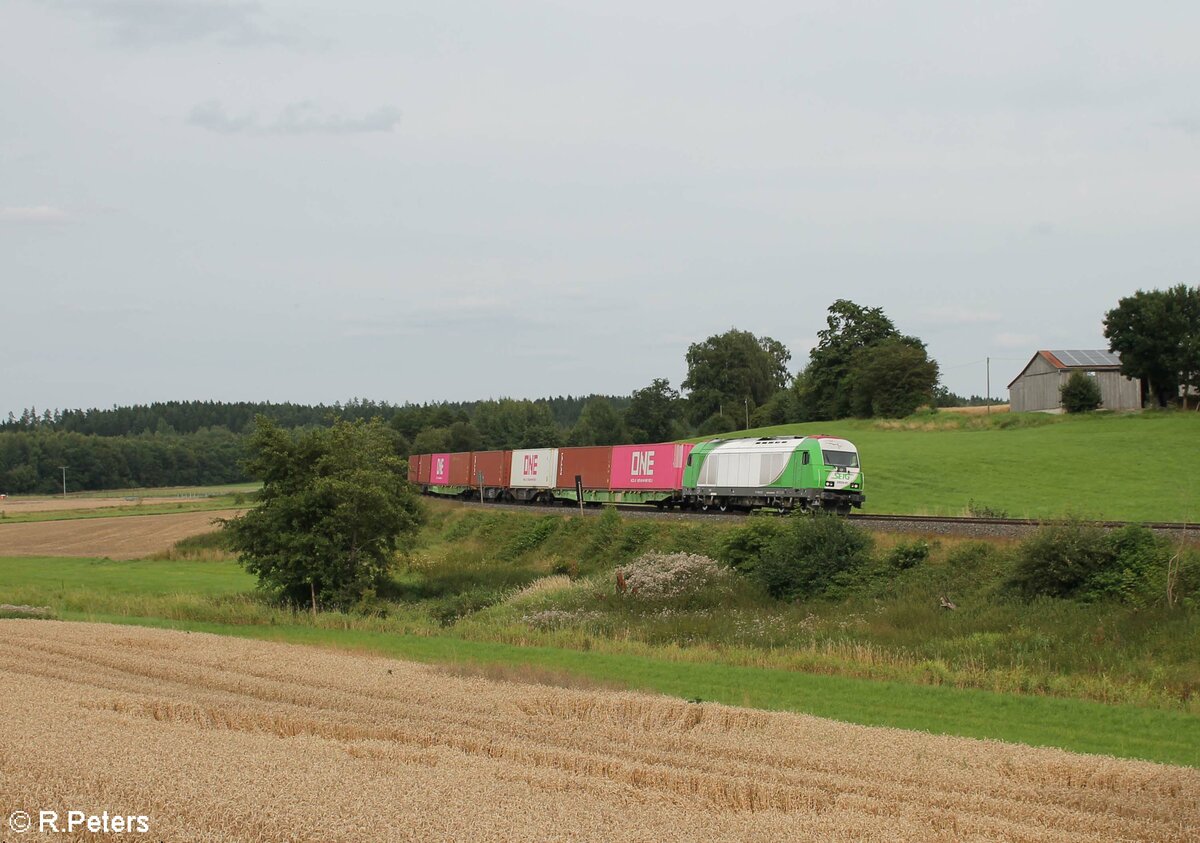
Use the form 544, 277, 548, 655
822, 449, 859, 468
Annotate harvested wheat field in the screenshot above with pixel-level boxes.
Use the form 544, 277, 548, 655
0, 510, 242, 559
0, 622, 1195, 842
0, 495, 207, 515
939, 404, 1011, 415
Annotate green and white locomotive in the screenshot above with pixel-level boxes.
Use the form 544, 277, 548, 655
681, 435, 864, 514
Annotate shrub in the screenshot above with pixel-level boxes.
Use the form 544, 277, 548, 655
755, 514, 874, 600
429, 587, 503, 626
718, 517, 784, 574
966, 499, 1010, 519
615, 522, 655, 559
886, 539, 930, 571
616, 552, 727, 602
1060, 371, 1102, 413
1085, 526, 1169, 603
1010, 522, 1171, 602
500, 517, 560, 560
583, 506, 623, 561
1010, 520, 1110, 598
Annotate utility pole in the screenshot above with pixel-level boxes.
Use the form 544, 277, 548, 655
59, 465, 67, 498
744, 397, 749, 429
986, 358, 991, 415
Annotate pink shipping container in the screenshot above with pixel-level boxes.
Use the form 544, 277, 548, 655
430, 453, 452, 485
610, 443, 693, 491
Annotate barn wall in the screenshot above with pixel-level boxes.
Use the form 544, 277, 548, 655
1093, 371, 1142, 410
1011, 371, 1066, 413
1009, 352, 1142, 413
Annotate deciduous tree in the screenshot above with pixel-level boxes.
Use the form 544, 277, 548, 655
568, 398, 628, 446
625, 378, 682, 442
846, 338, 940, 418
682, 330, 791, 423
1104, 285, 1200, 408
222, 417, 425, 612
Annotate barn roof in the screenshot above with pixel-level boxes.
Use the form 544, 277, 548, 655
1043, 349, 1122, 368
1007, 350, 1122, 388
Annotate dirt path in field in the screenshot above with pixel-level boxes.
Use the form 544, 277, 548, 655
0, 510, 243, 559
0, 621, 1194, 842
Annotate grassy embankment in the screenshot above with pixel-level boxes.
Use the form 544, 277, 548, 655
709, 409, 1200, 523
2, 499, 1198, 766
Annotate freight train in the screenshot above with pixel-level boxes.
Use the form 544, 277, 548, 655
409, 435, 864, 514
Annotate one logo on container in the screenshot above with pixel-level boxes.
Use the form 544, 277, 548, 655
523, 454, 539, 479
630, 451, 655, 476
629, 451, 655, 484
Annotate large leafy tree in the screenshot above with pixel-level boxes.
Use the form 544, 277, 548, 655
223, 417, 425, 612
797, 300, 903, 420
795, 300, 939, 419
682, 329, 791, 423
567, 398, 628, 446
1104, 285, 1200, 408
624, 378, 681, 442
846, 338, 940, 418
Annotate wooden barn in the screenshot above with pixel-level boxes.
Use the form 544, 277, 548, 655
1007, 350, 1141, 413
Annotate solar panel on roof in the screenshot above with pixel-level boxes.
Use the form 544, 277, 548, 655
1048, 350, 1120, 367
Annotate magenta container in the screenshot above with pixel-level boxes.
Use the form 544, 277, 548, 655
609, 443, 693, 490
429, 453, 452, 485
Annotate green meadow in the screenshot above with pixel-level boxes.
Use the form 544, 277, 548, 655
3, 410, 1198, 766
3, 493, 1199, 767
706, 410, 1200, 522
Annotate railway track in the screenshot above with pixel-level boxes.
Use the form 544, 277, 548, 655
443, 498, 1198, 541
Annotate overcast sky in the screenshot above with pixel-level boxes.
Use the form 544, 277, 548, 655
3, 1, 1198, 417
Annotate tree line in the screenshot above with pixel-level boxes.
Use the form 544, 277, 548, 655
7, 289, 1191, 494
0, 428, 246, 494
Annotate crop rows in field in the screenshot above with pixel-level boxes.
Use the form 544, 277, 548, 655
0, 621, 1195, 841
0, 510, 241, 559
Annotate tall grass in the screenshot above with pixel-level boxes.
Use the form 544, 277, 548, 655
4, 502, 1198, 711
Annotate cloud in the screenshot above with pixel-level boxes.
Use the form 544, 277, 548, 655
918, 306, 1003, 326
0, 206, 71, 224
270, 101, 401, 135
994, 332, 1039, 350
187, 101, 401, 136
55, 0, 287, 47
187, 100, 257, 134
1166, 117, 1200, 137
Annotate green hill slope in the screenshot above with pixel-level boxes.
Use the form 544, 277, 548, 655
694, 411, 1200, 522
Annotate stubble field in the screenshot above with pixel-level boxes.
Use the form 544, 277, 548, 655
0, 620, 1195, 842
0, 510, 242, 559
0, 496, 200, 514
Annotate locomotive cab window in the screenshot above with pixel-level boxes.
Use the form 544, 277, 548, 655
801, 452, 810, 465
822, 450, 859, 468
